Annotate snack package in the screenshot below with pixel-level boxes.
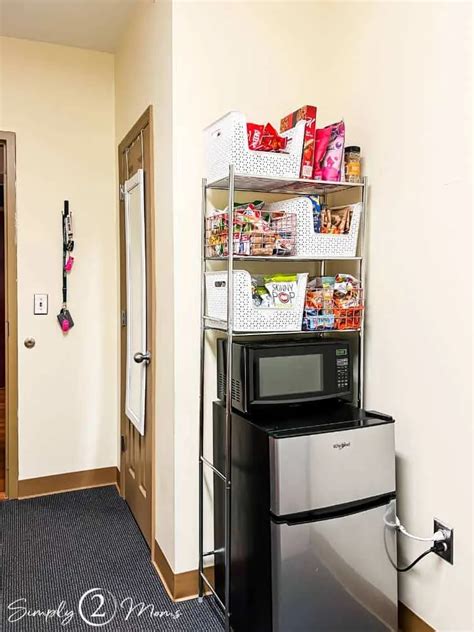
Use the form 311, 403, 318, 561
306, 276, 334, 310
303, 313, 335, 331
313, 126, 332, 179
247, 123, 264, 150
246, 122, 288, 152
280, 106, 317, 179
320, 205, 353, 234
252, 274, 298, 309
307, 196, 322, 232
321, 121, 345, 181
333, 274, 361, 308
264, 274, 298, 309
252, 280, 272, 308
303, 276, 335, 330
208, 201, 297, 258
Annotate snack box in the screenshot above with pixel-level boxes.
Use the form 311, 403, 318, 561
280, 105, 317, 179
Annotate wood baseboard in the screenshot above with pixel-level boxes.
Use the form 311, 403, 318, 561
18, 467, 119, 499
153, 540, 214, 601
399, 602, 434, 632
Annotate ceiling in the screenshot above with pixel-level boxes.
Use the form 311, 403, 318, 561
0, 0, 147, 53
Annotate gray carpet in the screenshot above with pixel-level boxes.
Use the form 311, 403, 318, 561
0, 486, 224, 631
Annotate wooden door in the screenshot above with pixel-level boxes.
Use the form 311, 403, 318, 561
119, 108, 155, 546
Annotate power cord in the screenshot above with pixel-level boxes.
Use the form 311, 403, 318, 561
396, 541, 448, 573
384, 513, 448, 543
384, 508, 449, 572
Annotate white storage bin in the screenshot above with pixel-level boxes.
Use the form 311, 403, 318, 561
205, 270, 308, 332
204, 111, 305, 184
268, 198, 362, 258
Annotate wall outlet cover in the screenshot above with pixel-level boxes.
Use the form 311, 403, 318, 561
434, 518, 454, 565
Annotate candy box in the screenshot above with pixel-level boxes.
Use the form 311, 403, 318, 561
280, 105, 317, 179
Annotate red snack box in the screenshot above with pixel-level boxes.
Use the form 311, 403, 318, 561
280, 105, 317, 179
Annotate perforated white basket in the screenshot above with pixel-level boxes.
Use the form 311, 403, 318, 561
204, 111, 305, 184
268, 198, 361, 258
205, 270, 308, 332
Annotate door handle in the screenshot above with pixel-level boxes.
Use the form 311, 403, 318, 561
134, 351, 151, 365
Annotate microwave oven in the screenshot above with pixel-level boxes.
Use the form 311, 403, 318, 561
217, 339, 352, 414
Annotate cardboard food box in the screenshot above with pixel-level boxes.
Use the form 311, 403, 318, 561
280, 105, 317, 179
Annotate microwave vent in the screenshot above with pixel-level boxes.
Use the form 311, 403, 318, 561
218, 372, 225, 399
217, 372, 241, 404
231, 379, 241, 403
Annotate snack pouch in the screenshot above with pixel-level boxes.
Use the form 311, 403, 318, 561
246, 122, 288, 152
320, 205, 353, 234
304, 313, 335, 331
247, 124, 264, 150
251, 276, 272, 307
321, 121, 345, 181
313, 126, 332, 179
333, 274, 361, 308
264, 273, 298, 309
307, 196, 322, 232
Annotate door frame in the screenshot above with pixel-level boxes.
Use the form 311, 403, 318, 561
1, 131, 19, 499
117, 107, 156, 548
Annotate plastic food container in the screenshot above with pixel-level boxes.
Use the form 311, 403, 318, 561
204, 111, 305, 184
205, 270, 308, 332
344, 146, 361, 183
267, 198, 361, 258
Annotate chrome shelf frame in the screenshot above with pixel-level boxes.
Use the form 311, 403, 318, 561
198, 167, 368, 631
206, 255, 363, 262
207, 174, 364, 195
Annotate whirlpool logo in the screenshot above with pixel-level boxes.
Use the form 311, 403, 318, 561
333, 441, 351, 450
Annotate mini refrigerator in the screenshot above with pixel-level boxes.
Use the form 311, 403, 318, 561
213, 401, 398, 632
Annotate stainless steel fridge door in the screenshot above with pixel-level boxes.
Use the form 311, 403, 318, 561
271, 498, 398, 632
270, 424, 395, 516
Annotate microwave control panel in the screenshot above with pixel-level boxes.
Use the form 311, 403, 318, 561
336, 356, 350, 391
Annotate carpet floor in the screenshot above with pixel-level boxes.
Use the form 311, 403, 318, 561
0, 486, 224, 631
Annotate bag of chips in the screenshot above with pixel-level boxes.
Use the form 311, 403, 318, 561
313, 126, 332, 179
247, 122, 288, 153
321, 121, 345, 181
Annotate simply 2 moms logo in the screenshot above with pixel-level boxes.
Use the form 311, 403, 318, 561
7, 588, 182, 627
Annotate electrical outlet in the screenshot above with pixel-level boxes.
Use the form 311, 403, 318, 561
434, 519, 454, 565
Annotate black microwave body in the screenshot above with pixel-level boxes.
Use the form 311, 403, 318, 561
217, 339, 353, 414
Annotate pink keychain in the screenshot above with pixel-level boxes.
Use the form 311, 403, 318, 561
64, 256, 74, 272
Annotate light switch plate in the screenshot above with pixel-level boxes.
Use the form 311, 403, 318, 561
34, 294, 48, 315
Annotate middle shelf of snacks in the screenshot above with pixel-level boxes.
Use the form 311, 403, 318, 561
206, 197, 362, 260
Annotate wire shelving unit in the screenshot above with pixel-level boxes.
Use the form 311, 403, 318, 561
198, 166, 368, 631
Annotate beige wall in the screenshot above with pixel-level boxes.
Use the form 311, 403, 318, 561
0, 36, 118, 479
171, 0, 339, 576
114, 0, 177, 567
317, 3, 472, 630
171, 2, 473, 629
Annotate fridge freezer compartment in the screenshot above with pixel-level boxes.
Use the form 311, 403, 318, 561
270, 423, 395, 516
271, 497, 398, 632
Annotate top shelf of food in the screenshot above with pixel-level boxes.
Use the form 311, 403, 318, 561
204, 108, 363, 194
206, 174, 363, 195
